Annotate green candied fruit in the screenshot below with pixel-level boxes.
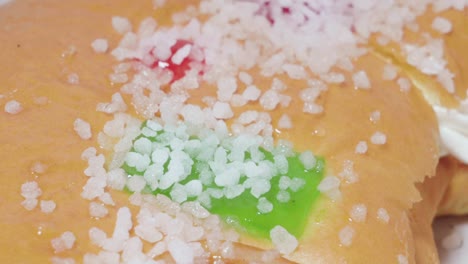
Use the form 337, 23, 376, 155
122, 120, 325, 240
209, 154, 324, 239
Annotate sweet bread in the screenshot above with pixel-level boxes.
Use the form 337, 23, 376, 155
0, 1, 467, 263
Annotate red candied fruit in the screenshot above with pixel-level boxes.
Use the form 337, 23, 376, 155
148, 39, 204, 83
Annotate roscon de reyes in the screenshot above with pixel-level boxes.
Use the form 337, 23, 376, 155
1, 1, 468, 263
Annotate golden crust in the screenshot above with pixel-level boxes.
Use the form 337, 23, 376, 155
0, 1, 466, 264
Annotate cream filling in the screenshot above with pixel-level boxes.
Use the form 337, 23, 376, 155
434, 102, 468, 164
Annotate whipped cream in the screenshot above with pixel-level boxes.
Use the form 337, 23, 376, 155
434, 101, 468, 164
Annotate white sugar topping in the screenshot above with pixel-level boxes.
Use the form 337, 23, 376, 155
355, 141, 368, 154
404, 39, 454, 93
377, 207, 390, 223
217, 76, 238, 102
289, 178, 305, 192
51, 257, 76, 264
260, 89, 280, 111
322, 72, 345, 84
437, 69, 455, 93
31, 161, 47, 174
237, 110, 259, 125
4, 100, 23, 114
397, 254, 408, 264
339, 160, 359, 184
339, 225, 355, 247
21, 181, 42, 199
282, 63, 307, 80
270, 225, 298, 255
107, 169, 127, 191
67, 73, 80, 85
370, 131, 387, 145
353, 71, 371, 89
21, 198, 38, 211
317, 176, 340, 191
112, 207, 133, 242
370, 110, 381, 123
276, 190, 290, 203
279, 176, 291, 190
112, 16, 132, 35
240, 85, 259, 101
277, 114, 292, 129
257, 197, 273, 213
51, 231, 76, 253
397, 77, 411, 92
168, 238, 194, 263
299, 151, 316, 170
89, 202, 109, 218
40, 200, 57, 214
350, 204, 367, 222
212, 102, 234, 119
109, 73, 128, 84
382, 64, 398, 81
81, 177, 107, 200
74, 118, 92, 140
171, 44, 192, 65
250, 178, 272, 199
432, 16, 452, 34
317, 176, 341, 200
238, 71, 253, 85
91, 38, 109, 54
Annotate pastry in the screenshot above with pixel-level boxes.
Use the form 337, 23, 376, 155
0, 1, 467, 263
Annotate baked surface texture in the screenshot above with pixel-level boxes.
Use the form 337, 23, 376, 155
0, 1, 467, 263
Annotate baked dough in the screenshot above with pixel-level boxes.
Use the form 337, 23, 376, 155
0, 1, 466, 263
